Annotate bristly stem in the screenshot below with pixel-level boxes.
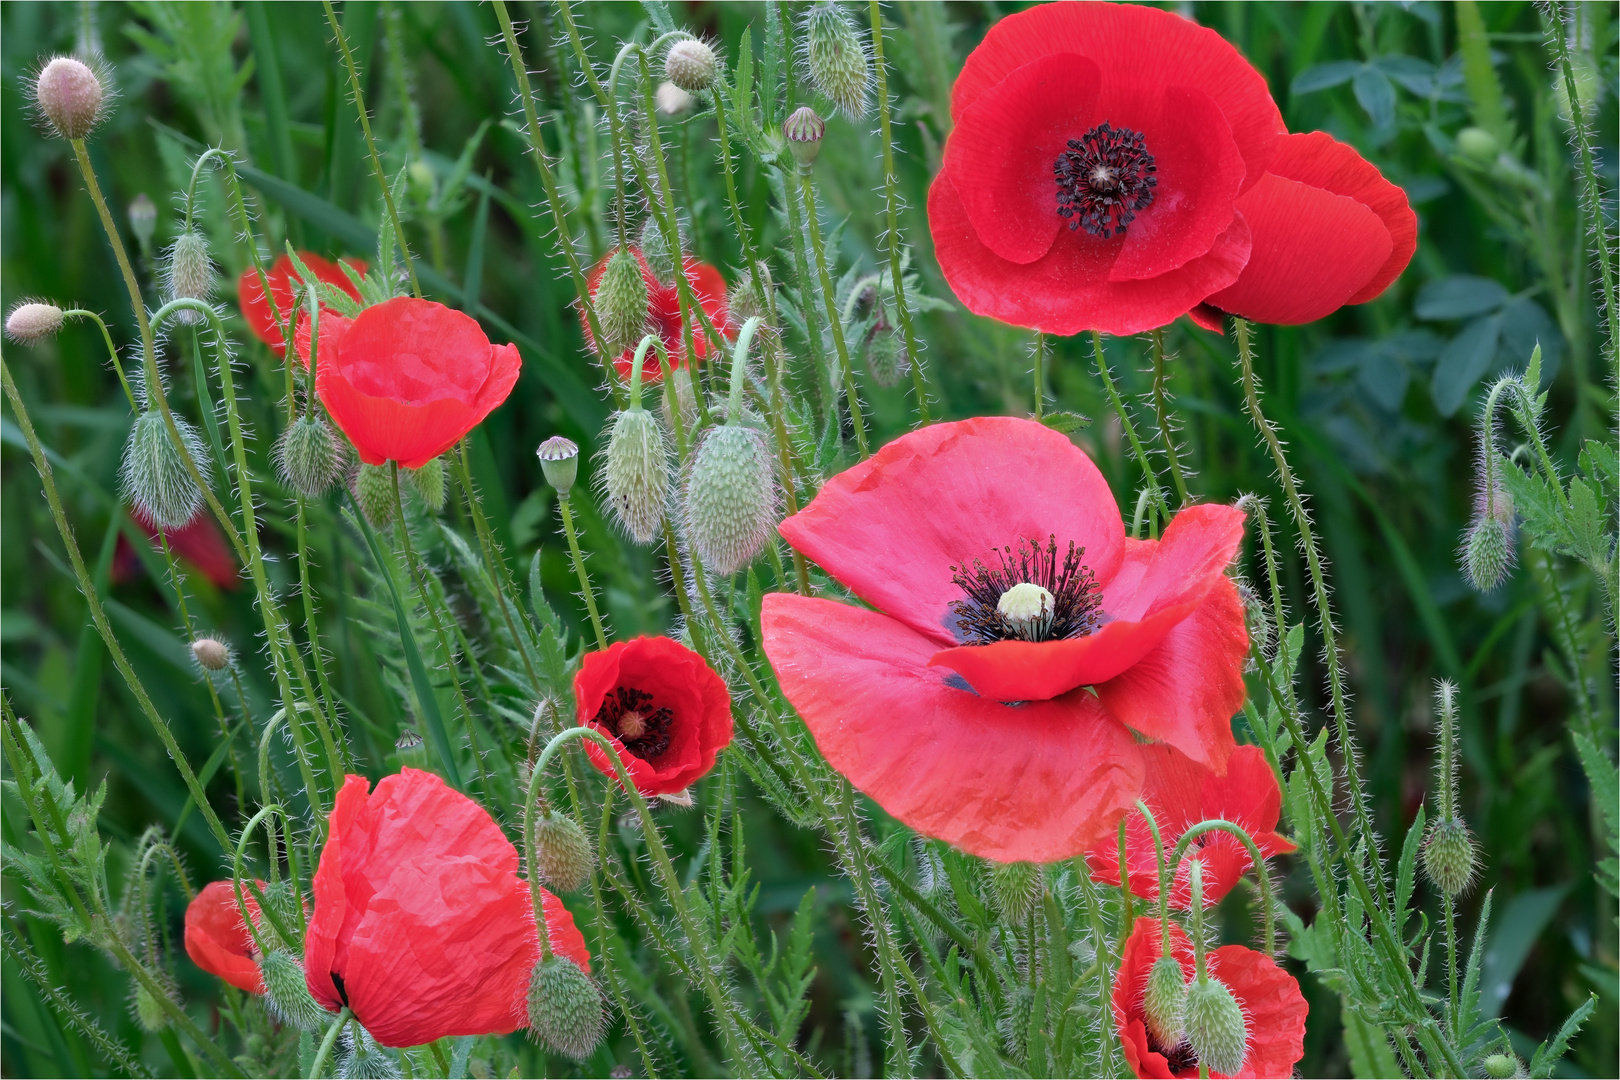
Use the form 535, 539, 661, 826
1151, 329, 1190, 507
1091, 331, 1170, 534
557, 491, 609, 651
1032, 332, 1047, 420
799, 169, 870, 457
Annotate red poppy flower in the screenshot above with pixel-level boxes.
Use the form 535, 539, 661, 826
118, 506, 238, 590
760, 417, 1248, 862
184, 879, 266, 994
928, 2, 1283, 336
1199, 131, 1417, 325
576, 635, 734, 797
1084, 744, 1294, 907
304, 769, 590, 1048
236, 253, 365, 353
582, 248, 733, 382
1115, 917, 1306, 1079
313, 297, 521, 469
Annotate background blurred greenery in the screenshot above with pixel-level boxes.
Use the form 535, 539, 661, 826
2, 1, 1614, 1076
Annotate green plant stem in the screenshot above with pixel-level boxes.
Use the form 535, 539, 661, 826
295, 497, 349, 771
557, 493, 608, 650
61, 309, 138, 412
308, 1008, 351, 1079
1150, 329, 1189, 507
1167, 819, 1276, 955
1134, 800, 1174, 953
834, 784, 915, 1078
451, 444, 544, 690
1032, 332, 1046, 420
1092, 331, 1169, 533
799, 169, 869, 457
707, 84, 760, 276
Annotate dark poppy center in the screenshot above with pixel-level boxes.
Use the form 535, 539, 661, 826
1146, 1028, 1198, 1074
949, 535, 1103, 645
1054, 122, 1158, 238
597, 687, 674, 761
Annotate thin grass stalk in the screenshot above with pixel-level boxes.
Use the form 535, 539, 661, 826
1150, 329, 1190, 506
1091, 331, 1170, 533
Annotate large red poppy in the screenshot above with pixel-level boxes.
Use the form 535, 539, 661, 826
582, 248, 733, 382
576, 635, 734, 797
313, 297, 521, 469
236, 252, 365, 354
928, 2, 1281, 336
760, 418, 1248, 862
1115, 917, 1306, 1079
304, 769, 590, 1048
184, 879, 266, 994
1084, 744, 1294, 907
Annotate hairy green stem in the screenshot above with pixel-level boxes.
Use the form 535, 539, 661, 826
1150, 329, 1189, 506
799, 169, 869, 457
1092, 331, 1169, 533
557, 492, 609, 650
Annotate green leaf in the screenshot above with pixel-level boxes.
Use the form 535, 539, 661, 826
1566, 475, 1611, 572
1396, 804, 1426, 933
1342, 1002, 1402, 1080
762, 0, 783, 127
1499, 459, 1572, 553
1292, 59, 1362, 94
1038, 411, 1092, 434
1431, 314, 1502, 415
1479, 885, 1569, 1017
1529, 993, 1597, 1078
733, 27, 754, 123
1414, 275, 1510, 320
1353, 66, 1397, 126
1572, 733, 1619, 851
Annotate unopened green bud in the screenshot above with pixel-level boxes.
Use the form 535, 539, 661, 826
275, 415, 342, 499
1143, 955, 1188, 1048
1184, 974, 1247, 1077
1422, 817, 1477, 898
526, 955, 604, 1061
407, 456, 446, 514
1463, 504, 1514, 591
128, 193, 157, 253
34, 56, 105, 140
261, 951, 328, 1031
191, 637, 231, 672
664, 38, 718, 93
802, 4, 871, 120
729, 269, 770, 323
534, 810, 596, 893
1456, 126, 1498, 164
1482, 1052, 1521, 1078
338, 1026, 400, 1078
353, 462, 396, 528
5, 300, 65, 344
132, 979, 173, 1031
537, 436, 580, 494
122, 408, 208, 530
684, 424, 777, 575
783, 106, 825, 169
989, 860, 1042, 922
638, 216, 678, 288
864, 326, 908, 387
165, 230, 215, 323
593, 248, 650, 357
602, 408, 671, 545
407, 158, 436, 204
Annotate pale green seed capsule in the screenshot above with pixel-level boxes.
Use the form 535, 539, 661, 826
534, 810, 596, 893
275, 415, 342, 499
1455, 126, 1498, 164
261, 951, 328, 1032
5, 300, 65, 344
408, 456, 446, 514
527, 955, 604, 1061
537, 436, 580, 495
128, 193, 158, 253
1422, 817, 1478, 898
664, 38, 718, 93
593, 248, 650, 357
989, 860, 1043, 922
802, 3, 872, 120
602, 407, 671, 545
1184, 974, 1247, 1077
353, 462, 396, 528
121, 408, 208, 530
1143, 955, 1188, 1048
1482, 1052, 1520, 1078
684, 424, 777, 576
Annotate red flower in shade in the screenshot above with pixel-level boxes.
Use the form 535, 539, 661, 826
582, 248, 733, 382
576, 635, 734, 798
236, 253, 365, 353
116, 507, 238, 590
1084, 744, 1294, 907
760, 418, 1249, 862
928, 2, 1282, 336
1197, 131, 1417, 326
303, 769, 590, 1048
184, 880, 265, 994
313, 297, 521, 469
1115, 917, 1306, 1078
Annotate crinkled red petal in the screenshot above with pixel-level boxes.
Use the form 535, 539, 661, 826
237, 253, 365, 353
184, 880, 265, 994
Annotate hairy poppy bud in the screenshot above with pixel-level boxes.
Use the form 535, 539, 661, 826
408, 456, 446, 514
261, 951, 327, 1031
1184, 974, 1247, 1077
1483, 1053, 1521, 1079
527, 955, 604, 1061
1464, 512, 1513, 591
1143, 955, 1188, 1048
864, 325, 909, 387
5, 301, 65, 344
989, 860, 1042, 922
34, 57, 104, 140
592, 248, 650, 357
122, 409, 209, 530
1455, 126, 1498, 164
537, 436, 580, 495
665, 38, 718, 93
190, 637, 231, 672
1422, 817, 1477, 898
784, 106, 825, 169
602, 407, 671, 544
534, 810, 596, 893
802, 4, 872, 120
729, 270, 769, 323
275, 415, 342, 499
353, 462, 396, 528
165, 230, 215, 324
128, 193, 157, 253
684, 424, 776, 576
638, 216, 677, 288
338, 1026, 400, 1078
132, 980, 172, 1031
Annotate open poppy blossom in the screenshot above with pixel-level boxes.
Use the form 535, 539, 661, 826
760, 417, 1249, 862
236, 252, 365, 354
928, 2, 1282, 336
576, 635, 734, 798
582, 247, 733, 382
184, 879, 266, 994
313, 296, 521, 469
304, 769, 590, 1048
1116, 917, 1306, 1079
1085, 744, 1294, 907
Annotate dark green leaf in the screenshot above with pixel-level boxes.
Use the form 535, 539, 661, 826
1352, 66, 1397, 126
1292, 59, 1363, 94
1431, 315, 1501, 415
1414, 275, 1510, 320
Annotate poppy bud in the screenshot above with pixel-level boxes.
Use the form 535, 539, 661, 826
132, 980, 173, 1032
729, 269, 770, 323
534, 809, 596, 893
665, 38, 718, 93
1483, 1053, 1521, 1079
1143, 955, 1188, 1048
165, 230, 215, 324
407, 456, 446, 514
338, 1026, 401, 1078
526, 955, 604, 1061
1455, 126, 1498, 164
275, 415, 342, 499
5, 301, 65, 345
407, 158, 436, 204
864, 326, 909, 387
353, 462, 397, 528
1183, 973, 1247, 1077
783, 106, 825, 169
684, 424, 777, 576
121, 409, 209, 530
33, 56, 104, 140
1463, 511, 1514, 592
261, 951, 328, 1032
190, 636, 231, 672
638, 216, 677, 288
1422, 817, 1477, 898
802, 4, 872, 120
537, 436, 580, 495
602, 407, 671, 545
989, 860, 1042, 922
128, 193, 157, 254
592, 248, 650, 358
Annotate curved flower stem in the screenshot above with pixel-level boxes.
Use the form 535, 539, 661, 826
1166, 818, 1275, 956
1150, 329, 1189, 507
1134, 800, 1174, 954
231, 805, 301, 955
1073, 857, 1121, 1077
556, 491, 609, 651
295, 496, 348, 768
1117, 816, 1135, 934
1091, 331, 1170, 535
308, 1007, 352, 1080
799, 169, 869, 458
61, 309, 138, 412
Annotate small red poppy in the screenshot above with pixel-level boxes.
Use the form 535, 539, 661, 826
184, 879, 266, 994
313, 296, 521, 469
1115, 917, 1306, 1079
119, 506, 238, 590
303, 769, 590, 1048
575, 635, 734, 797
1084, 744, 1295, 907
236, 252, 365, 353
582, 248, 733, 382
761, 417, 1249, 863
928, 2, 1283, 335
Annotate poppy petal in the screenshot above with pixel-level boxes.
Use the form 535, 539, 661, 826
1208, 944, 1308, 1079
184, 880, 265, 994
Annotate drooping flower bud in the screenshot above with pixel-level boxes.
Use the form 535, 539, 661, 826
534, 809, 596, 893
592, 248, 650, 357
261, 951, 328, 1031
338, 1025, 401, 1078
864, 325, 909, 388
407, 456, 446, 514
1143, 955, 1188, 1048
602, 407, 671, 545
526, 955, 604, 1061
1464, 510, 1514, 591
407, 158, 437, 205
1183, 973, 1247, 1076
33, 57, 105, 140
190, 637, 231, 672
783, 106, 825, 169
164, 229, 215, 324
664, 38, 718, 93
638, 216, 678, 288
684, 424, 777, 575
729, 269, 770, 323
537, 436, 580, 495
121, 409, 209, 530
275, 415, 342, 499
5, 301, 65, 345
802, 4, 872, 120
1455, 126, 1498, 164
1422, 817, 1477, 899
989, 860, 1042, 922
128, 193, 157, 254
353, 462, 396, 529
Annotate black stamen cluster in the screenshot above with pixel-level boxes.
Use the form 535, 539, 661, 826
597, 687, 675, 761
1148, 1031, 1198, 1074
949, 535, 1104, 645
1054, 122, 1158, 238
